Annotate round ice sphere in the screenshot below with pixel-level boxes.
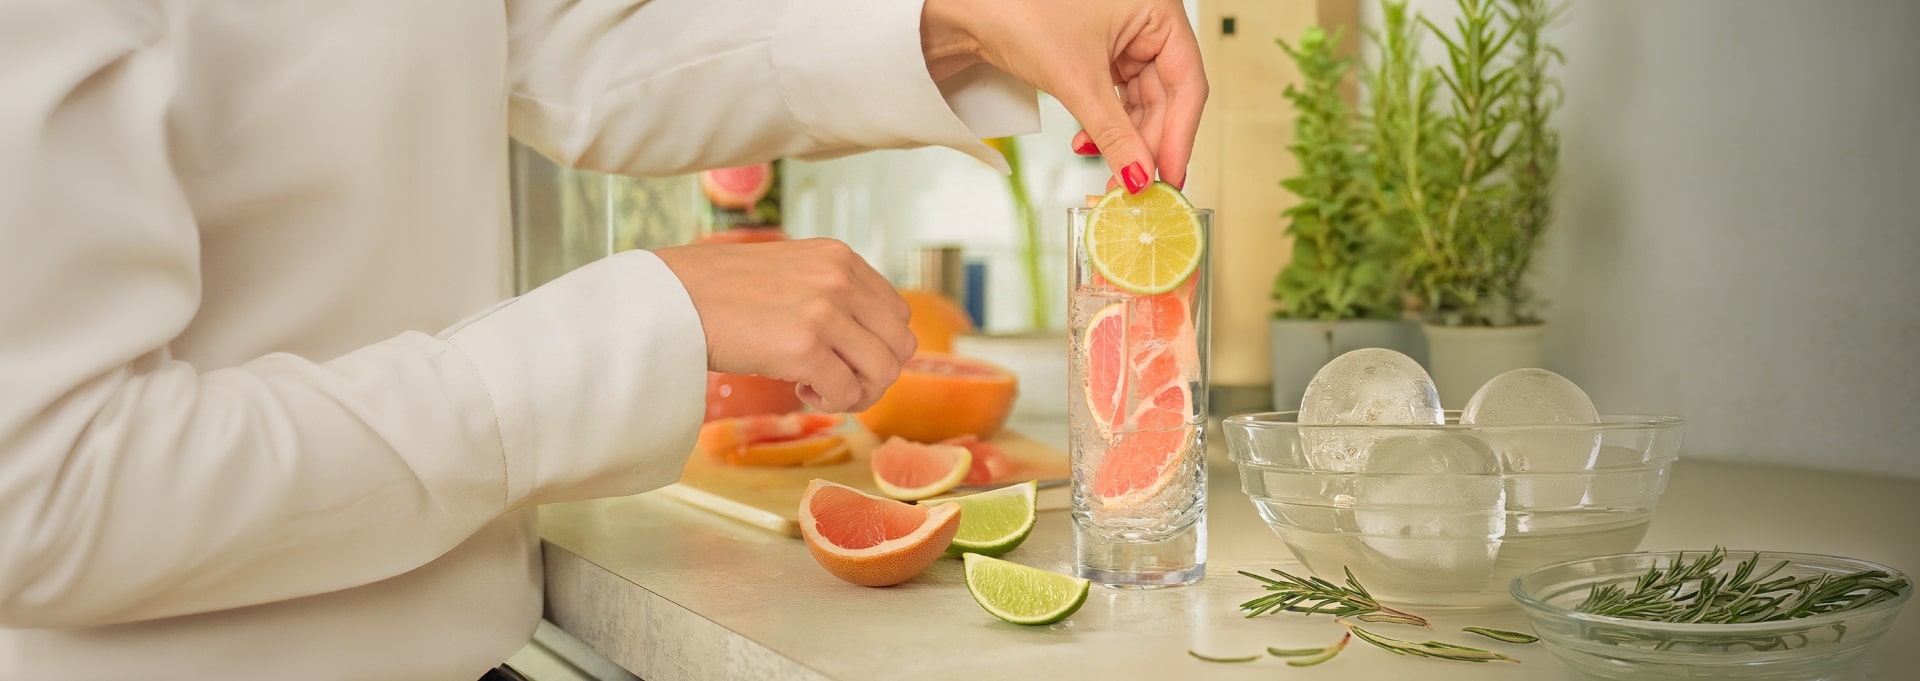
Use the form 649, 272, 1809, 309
1463, 368, 1601, 511
1299, 348, 1444, 471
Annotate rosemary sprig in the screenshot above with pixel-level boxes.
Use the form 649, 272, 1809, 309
1237, 566, 1432, 628
1269, 632, 1353, 667
1186, 650, 1259, 664
1462, 626, 1540, 644
1344, 622, 1520, 663
1575, 547, 1912, 624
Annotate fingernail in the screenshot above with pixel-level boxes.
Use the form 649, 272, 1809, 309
1175, 178, 1185, 191
1121, 162, 1148, 194
1072, 133, 1099, 156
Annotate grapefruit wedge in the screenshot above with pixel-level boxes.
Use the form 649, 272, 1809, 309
870, 437, 971, 501
800, 479, 962, 587
697, 412, 847, 467
942, 434, 1016, 486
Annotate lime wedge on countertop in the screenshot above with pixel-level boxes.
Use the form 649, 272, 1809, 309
963, 553, 1090, 625
1085, 181, 1204, 295
927, 480, 1038, 557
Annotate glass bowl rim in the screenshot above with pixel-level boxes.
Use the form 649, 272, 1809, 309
1224, 411, 1685, 432
1067, 206, 1214, 217
1509, 549, 1913, 634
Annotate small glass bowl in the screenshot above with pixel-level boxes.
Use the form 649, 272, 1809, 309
1512, 550, 1912, 681
1223, 411, 1684, 607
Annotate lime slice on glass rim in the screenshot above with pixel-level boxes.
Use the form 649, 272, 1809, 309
926, 481, 1038, 557
962, 553, 1091, 625
1084, 181, 1205, 295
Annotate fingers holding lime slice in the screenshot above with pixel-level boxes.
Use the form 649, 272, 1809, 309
1084, 182, 1205, 295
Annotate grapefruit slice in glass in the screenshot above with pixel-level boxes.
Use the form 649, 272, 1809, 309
1093, 383, 1195, 506
1081, 302, 1130, 430
800, 479, 962, 587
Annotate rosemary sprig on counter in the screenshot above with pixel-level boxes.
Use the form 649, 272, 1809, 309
1575, 547, 1911, 624
1237, 566, 1432, 627
1268, 632, 1353, 667
1185, 650, 1259, 664
1344, 622, 1520, 663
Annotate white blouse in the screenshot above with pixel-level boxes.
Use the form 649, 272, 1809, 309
0, 0, 1034, 678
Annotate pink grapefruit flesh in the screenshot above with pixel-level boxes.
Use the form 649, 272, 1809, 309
870, 436, 972, 500
700, 163, 774, 210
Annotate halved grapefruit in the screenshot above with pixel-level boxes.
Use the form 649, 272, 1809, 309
856, 353, 1017, 443
697, 412, 847, 467
800, 479, 962, 587
870, 436, 972, 501
699, 163, 774, 210
1093, 383, 1195, 506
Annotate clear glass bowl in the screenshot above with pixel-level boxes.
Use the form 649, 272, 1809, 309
1223, 411, 1684, 607
1512, 550, 1912, 680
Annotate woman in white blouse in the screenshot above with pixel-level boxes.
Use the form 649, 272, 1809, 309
0, 0, 1206, 678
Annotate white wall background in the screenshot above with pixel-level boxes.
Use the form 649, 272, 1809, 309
1390, 0, 1920, 477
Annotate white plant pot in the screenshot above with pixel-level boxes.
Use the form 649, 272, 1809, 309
1270, 319, 1427, 412
1422, 323, 1548, 409
951, 331, 1070, 419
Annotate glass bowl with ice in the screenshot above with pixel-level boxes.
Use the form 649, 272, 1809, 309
1224, 349, 1684, 608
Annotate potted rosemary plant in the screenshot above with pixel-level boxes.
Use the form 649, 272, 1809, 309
1378, 0, 1567, 405
1268, 26, 1425, 411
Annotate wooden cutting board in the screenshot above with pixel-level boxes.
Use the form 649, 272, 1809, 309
658, 428, 1071, 537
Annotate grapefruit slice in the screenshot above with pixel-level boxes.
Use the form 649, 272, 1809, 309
699, 163, 774, 210
856, 353, 1017, 443
1082, 302, 1129, 430
1093, 383, 1195, 506
800, 479, 962, 587
870, 437, 972, 501
942, 434, 1016, 486
697, 412, 845, 466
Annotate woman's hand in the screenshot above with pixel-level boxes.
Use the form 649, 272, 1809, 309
654, 238, 916, 414
922, 0, 1207, 192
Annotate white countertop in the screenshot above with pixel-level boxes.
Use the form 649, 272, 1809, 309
538, 419, 1920, 680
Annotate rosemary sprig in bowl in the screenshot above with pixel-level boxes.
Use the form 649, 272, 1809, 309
1513, 548, 1913, 680
1573, 547, 1910, 624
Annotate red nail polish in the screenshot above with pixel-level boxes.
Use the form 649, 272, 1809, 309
1073, 139, 1099, 155
1121, 162, 1148, 194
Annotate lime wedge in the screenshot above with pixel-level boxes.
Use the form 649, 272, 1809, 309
962, 553, 1090, 625
1085, 181, 1204, 295
927, 481, 1038, 557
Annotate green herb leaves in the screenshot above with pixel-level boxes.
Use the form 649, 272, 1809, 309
1272, 27, 1401, 321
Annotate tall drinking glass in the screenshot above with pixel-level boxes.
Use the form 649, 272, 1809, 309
1067, 205, 1210, 588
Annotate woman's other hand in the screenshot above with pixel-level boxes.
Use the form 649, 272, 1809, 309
655, 239, 915, 414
